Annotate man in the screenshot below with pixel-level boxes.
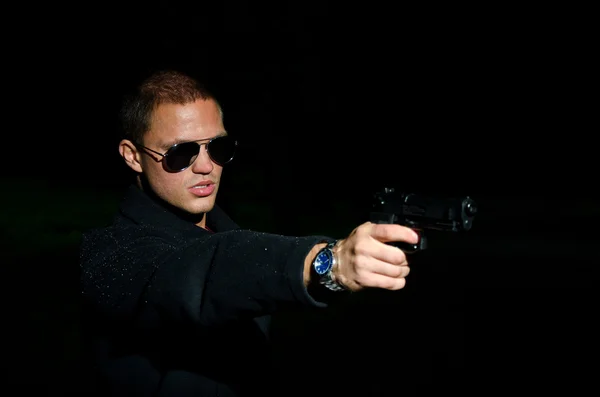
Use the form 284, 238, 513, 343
79, 69, 420, 396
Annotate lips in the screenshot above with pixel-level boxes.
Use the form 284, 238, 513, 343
188, 182, 216, 197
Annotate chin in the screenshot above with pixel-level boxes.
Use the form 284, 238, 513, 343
188, 200, 216, 215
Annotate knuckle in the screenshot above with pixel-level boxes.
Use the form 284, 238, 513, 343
393, 266, 405, 278
371, 223, 389, 239
353, 240, 369, 257
395, 278, 407, 290
384, 278, 402, 290
354, 258, 370, 275
394, 250, 407, 264
354, 222, 370, 235
381, 225, 394, 240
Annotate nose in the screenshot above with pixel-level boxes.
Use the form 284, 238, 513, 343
190, 144, 214, 174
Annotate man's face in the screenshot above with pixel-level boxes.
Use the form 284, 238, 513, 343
134, 98, 226, 219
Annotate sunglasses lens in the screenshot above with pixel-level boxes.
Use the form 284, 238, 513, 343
207, 136, 237, 165
162, 136, 237, 172
165, 142, 200, 172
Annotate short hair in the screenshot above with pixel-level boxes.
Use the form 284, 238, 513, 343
119, 69, 221, 144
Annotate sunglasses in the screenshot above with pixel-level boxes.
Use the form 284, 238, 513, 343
138, 135, 237, 172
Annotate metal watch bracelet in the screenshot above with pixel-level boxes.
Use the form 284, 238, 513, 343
319, 241, 347, 292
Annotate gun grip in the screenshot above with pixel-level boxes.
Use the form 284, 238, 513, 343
389, 235, 427, 254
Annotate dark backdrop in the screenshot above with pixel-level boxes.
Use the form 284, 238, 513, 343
3, 2, 596, 395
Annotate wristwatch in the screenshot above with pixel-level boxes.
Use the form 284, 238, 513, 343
312, 241, 346, 292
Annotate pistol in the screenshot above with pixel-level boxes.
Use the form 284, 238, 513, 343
370, 187, 478, 253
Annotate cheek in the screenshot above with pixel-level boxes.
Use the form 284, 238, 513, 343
144, 162, 179, 190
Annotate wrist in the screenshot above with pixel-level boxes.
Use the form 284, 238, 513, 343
304, 242, 328, 286
311, 240, 347, 292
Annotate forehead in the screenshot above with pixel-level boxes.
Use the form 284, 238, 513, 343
146, 99, 224, 147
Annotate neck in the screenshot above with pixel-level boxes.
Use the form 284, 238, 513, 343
137, 175, 207, 228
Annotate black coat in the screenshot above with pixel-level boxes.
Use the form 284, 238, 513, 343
80, 185, 333, 396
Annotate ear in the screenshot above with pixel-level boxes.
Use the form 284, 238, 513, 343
119, 139, 144, 173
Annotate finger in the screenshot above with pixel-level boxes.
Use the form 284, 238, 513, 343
368, 242, 409, 266
369, 223, 419, 245
358, 272, 409, 291
364, 258, 411, 279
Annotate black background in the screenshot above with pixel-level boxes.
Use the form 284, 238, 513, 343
3, 2, 597, 395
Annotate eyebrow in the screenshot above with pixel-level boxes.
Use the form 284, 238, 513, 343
159, 132, 228, 151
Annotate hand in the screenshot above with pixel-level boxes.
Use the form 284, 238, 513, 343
332, 222, 420, 292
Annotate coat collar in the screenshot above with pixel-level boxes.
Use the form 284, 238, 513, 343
118, 184, 239, 233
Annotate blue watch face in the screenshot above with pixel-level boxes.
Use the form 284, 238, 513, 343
314, 249, 333, 275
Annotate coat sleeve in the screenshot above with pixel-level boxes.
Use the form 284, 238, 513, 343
80, 225, 331, 331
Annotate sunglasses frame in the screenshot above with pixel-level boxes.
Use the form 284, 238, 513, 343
137, 135, 237, 172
